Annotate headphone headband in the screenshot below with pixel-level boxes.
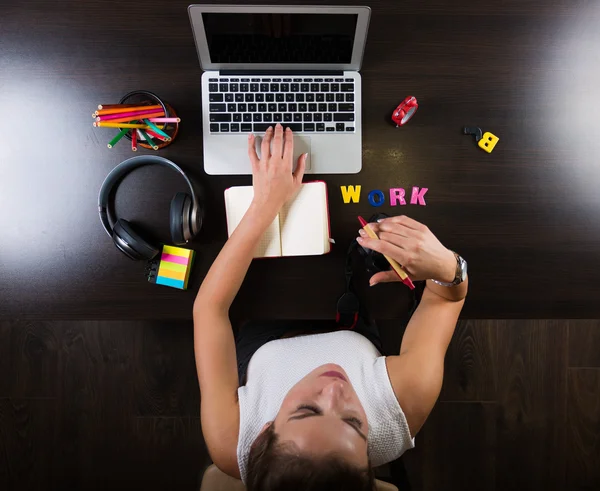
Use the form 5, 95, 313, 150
98, 155, 199, 237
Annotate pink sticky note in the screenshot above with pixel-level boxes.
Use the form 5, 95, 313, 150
389, 188, 406, 206
410, 187, 428, 206
161, 253, 189, 265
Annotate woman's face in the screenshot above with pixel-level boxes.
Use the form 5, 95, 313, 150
271, 363, 369, 467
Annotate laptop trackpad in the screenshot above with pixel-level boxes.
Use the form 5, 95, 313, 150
254, 134, 312, 171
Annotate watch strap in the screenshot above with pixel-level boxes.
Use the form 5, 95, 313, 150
431, 251, 463, 287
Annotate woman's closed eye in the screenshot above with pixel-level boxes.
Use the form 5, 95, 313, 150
295, 404, 364, 430
345, 416, 363, 430
296, 404, 321, 415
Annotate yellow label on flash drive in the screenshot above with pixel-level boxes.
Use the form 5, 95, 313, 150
478, 132, 499, 153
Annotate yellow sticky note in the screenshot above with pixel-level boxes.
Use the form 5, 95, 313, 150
157, 266, 187, 281
159, 261, 187, 274
162, 245, 192, 258
478, 132, 499, 153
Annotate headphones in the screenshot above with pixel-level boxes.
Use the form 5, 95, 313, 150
98, 155, 203, 260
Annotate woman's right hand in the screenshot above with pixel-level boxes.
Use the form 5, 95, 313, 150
357, 216, 457, 285
247, 124, 307, 218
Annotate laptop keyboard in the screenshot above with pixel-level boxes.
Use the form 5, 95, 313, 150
207, 77, 356, 134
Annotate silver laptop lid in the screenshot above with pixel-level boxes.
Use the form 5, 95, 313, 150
188, 5, 371, 72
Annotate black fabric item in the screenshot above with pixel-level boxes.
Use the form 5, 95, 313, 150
169, 192, 188, 245
336, 291, 360, 328
112, 219, 159, 260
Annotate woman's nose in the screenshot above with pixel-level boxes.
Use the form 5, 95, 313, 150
321, 379, 346, 404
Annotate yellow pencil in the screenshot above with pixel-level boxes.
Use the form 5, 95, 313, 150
358, 216, 415, 289
93, 122, 151, 129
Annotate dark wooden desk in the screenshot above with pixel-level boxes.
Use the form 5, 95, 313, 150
2, 0, 599, 320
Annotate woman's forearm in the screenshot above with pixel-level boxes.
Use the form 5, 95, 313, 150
194, 203, 278, 315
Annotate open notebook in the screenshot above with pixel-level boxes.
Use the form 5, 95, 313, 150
224, 181, 331, 258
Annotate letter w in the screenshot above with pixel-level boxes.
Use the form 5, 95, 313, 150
340, 185, 361, 204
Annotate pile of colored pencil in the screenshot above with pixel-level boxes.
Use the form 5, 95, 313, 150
92, 103, 181, 151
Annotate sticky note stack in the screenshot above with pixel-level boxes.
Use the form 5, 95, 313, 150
147, 245, 195, 290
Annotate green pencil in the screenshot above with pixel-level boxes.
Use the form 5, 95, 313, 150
107, 127, 129, 149
138, 129, 159, 150
143, 119, 171, 140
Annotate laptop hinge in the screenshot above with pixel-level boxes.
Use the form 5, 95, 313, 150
220, 69, 344, 76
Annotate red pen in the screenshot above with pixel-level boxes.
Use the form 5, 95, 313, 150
358, 216, 415, 290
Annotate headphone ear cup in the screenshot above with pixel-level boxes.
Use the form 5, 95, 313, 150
190, 201, 204, 237
112, 219, 159, 260
170, 192, 189, 245
181, 193, 193, 243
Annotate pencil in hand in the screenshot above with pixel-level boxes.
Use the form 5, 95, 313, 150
357, 216, 415, 290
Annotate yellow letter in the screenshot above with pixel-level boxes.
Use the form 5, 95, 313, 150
478, 132, 499, 153
340, 185, 361, 204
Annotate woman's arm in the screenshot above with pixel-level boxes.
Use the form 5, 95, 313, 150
193, 125, 306, 476
192, 204, 279, 477
356, 216, 468, 437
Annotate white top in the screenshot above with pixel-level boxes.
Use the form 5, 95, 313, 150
237, 330, 415, 482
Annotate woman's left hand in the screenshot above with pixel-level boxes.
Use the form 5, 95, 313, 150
248, 124, 307, 217
358, 216, 456, 285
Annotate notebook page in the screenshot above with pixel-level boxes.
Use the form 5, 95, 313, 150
224, 186, 282, 258
279, 182, 330, 257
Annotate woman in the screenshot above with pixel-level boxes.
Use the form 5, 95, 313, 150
194, 124, 468, 490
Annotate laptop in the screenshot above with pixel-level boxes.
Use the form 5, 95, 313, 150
188, 5, 371, 175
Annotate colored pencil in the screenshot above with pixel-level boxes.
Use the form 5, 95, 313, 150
95, 108, 139, 116
131, 129, 137, 151
96, 111, 165, 124
137, 129, 158, 150
357, 216, 415, 290
143, 119, 171, 139
145, 129, 169, 142
98, 103, 148, 110
97, 104, 162, 116
94, 122, 151, 129
95, 113, 164, 124
96, 109, 165, 122
107, 128, 129, 149
147, 117, 180, 123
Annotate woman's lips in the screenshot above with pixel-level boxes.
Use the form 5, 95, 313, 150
320, 371, 348, 383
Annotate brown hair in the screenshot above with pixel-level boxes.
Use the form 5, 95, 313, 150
246, 424, 375, 491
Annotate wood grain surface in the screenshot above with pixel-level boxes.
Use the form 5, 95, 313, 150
1, 0, 600, 320
2, 319, 600, 490
407, 401, 498, 491
440, 320, 497, 402
495, 320, 567, 490
568, 320, 600, 368
1, 0, 600, 489
567, 369, 600, 490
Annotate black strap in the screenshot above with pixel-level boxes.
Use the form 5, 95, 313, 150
336, 292, 360, 329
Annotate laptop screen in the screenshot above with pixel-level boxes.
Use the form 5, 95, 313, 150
201, 13, 358, 64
